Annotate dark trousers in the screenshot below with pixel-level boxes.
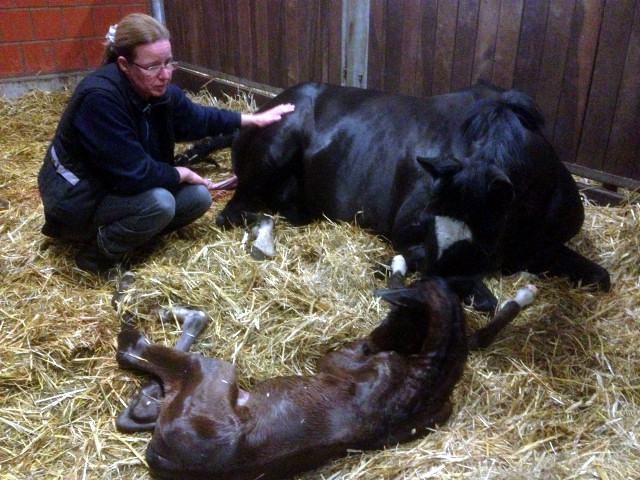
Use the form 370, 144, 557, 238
93, 185, 212, 258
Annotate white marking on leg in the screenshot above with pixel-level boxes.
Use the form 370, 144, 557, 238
434, 216, 473, 259
251, 216, 276, 258
391, 255, 408, 276
511, 284, 537, 308
499, 284, 538, 309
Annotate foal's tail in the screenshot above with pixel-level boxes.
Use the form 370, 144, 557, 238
458, 89, 544, 168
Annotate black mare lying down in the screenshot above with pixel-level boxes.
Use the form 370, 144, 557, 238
213, 82, 610, 310
116, 267, 537, 480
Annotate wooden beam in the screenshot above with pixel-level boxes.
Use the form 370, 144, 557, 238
172, 64, 280, 106
341, 0, 370, 88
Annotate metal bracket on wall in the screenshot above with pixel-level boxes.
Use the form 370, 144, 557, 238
151, 0, 166, 24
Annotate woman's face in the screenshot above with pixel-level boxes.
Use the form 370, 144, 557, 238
118, 39, 175, 99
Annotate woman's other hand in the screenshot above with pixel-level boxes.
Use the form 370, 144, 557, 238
175, 166, 215, 189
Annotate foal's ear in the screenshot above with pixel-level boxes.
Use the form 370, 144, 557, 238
417, 154, 462, 178
374, 287, 424, 309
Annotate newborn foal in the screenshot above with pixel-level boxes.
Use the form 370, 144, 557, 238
117, 277, 534, 480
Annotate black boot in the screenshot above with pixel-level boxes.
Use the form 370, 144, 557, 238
75, 242, 121, 278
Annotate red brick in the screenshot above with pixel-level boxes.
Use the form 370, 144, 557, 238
0, 44, 24, 76
92, 4, 120, 39
84, 36, 106, 68
55, 38, 86, 71
31, 8, 65, 41
62, 6, 94, 38
119, 4, 150, 18
0, 0, 17, 8
0, 9, 33, 42
17, 0, 49, 7
48, 0, 104, 6
23, 41, 57, 73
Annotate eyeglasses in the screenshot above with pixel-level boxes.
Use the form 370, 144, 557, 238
130, 59, 179, 75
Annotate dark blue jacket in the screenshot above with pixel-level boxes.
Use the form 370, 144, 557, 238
38, 62, 241, 240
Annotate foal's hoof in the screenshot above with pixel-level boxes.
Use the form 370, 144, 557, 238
111, 271, 136, 311
115, 380, 163, 433
115, 405, 158, 433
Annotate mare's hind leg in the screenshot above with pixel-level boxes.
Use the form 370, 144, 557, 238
115, 307, 208, 433
173, 132, 237, 167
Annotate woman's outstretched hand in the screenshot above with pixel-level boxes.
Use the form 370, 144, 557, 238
176, 103, 296, 190
241, 103, 296, 128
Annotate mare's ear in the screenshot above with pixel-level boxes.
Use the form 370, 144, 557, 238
417, 154, 462, 179
499, 89, 544, 131
374, 287, 424, 309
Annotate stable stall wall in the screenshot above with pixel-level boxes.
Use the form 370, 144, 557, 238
165, 0, 640, 193
0, 0, 150, 80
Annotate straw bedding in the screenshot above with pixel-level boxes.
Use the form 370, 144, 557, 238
0, 88, 638, 480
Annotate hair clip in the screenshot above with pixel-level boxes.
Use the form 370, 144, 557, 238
105, 24, 117, 44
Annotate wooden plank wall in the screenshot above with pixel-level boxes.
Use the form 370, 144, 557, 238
165, 0, 640, 189
165, 0, 342, 86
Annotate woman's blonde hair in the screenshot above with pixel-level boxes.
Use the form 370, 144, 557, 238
101, 13, 170, 65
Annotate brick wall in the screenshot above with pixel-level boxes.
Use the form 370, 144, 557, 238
0, 0, 150, 79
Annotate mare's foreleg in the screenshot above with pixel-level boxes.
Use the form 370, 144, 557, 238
242, 213, 276, 260
388, 254, 408, 288
517, 244, 611, 292
392, 215, 497, 312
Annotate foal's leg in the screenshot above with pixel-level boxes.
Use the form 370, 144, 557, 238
467, 284, 537, 350
115, 307, 208, 432
116, 329, 195, 379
